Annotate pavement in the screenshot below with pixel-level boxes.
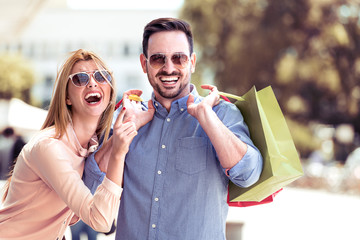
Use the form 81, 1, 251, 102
227, 187, 360, 240
2, 180, 359, 240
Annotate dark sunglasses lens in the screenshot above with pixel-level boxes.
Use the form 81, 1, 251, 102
149, 54, 166, 69
72, 73, 89, 86
172, 54, 188, 68
94, 71, 111, 83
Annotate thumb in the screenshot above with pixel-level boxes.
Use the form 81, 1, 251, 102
186, 93, 195, 107
147, 100, 155, 112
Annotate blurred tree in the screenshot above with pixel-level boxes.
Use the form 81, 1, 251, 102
0, 54, 36, 103
181, 0, 360, 157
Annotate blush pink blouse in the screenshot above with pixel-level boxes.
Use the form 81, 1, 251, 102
0, 125, 122, 240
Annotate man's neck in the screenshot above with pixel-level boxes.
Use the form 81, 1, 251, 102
154, 84, 193, 112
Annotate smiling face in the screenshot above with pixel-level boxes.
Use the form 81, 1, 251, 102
66, 60, 112, 122
140, 30, 196, 106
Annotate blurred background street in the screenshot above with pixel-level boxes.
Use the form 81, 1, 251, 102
1, 0, 360, 239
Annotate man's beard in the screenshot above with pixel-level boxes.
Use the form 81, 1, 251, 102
154, 82, 184, 99
149, 71, 190, 99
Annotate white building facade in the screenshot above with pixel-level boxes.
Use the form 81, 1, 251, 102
0, 0, 180, 106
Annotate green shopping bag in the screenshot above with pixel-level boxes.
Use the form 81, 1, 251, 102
220, 86, 304, 202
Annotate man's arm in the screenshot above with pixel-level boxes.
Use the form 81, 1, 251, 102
187, 85, 263, 187
83, 150, 106, 194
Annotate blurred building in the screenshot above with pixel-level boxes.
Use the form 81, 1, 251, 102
0, 0, 181, 106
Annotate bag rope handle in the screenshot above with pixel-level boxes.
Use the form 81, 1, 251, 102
218, 91, 245, 102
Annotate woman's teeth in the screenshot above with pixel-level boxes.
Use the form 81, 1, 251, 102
85, 92, 101, 104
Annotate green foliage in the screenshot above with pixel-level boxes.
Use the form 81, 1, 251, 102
0, 54, 35, 102
181, 0, 360, 156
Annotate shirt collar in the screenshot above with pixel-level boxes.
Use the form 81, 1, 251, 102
151, 84, 202, 115
66, 124, 99, 157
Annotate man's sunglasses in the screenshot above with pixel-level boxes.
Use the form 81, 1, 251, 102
146, 53, 190, 70
68, 70, 112, 87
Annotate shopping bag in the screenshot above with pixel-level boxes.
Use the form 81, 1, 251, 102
220, 86, 303, 203
227, 189, 282, 207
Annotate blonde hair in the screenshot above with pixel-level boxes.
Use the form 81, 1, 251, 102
42, 49, 116, 141
2, 49, 116, 201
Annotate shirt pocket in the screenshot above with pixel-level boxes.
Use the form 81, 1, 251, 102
175, 137, 208, 175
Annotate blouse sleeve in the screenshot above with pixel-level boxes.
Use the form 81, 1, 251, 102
28, 137, 121, 232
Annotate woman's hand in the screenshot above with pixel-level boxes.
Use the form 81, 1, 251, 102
122, 89, 155, 130
105, 108, 138, 186
111, 107, 138, 159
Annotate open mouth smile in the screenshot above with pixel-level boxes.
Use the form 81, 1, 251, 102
160, 76, 179, 85
85, 92, 102, 104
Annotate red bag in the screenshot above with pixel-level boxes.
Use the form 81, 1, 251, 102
227, 188, 282, 207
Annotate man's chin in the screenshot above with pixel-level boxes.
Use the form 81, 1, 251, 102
156, 85, 181, 99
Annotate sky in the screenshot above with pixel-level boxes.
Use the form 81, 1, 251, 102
67, 0, 184, 10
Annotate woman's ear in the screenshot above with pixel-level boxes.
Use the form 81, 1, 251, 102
66, 98, 72, 105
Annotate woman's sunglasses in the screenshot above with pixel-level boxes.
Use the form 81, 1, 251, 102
146, 53, 190, 70
68, 70, 112, 87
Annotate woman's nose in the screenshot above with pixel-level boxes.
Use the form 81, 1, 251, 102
87, 75, 98, 88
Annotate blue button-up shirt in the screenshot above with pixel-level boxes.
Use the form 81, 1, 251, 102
84, 85, 262, 240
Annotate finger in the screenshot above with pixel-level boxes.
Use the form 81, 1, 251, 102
200, 84, 214, 90
121, 122, 138, 137
114, 107, 126, 128
147, 100, 155, 112
123, 89, 143, 97
201, 84, 219, 96
122, 95, 131, 109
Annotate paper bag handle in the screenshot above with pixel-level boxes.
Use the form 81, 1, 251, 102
218, 92, 245, 102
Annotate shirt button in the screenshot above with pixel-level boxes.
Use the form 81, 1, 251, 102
166, 118, 171, 122
155, 103, 158, 107
152, 224, 156, 228
154, 197, 159, 202
157, 170, 162, 175
161, 144, 166, 149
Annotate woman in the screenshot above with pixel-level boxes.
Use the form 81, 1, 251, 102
0, 49, 137, 239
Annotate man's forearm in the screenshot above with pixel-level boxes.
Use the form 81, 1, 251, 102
195, 105, 247, 169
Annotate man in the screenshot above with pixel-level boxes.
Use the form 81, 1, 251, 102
84, 18, 263, 239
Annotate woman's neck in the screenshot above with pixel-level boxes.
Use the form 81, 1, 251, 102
72, 116, 99, 148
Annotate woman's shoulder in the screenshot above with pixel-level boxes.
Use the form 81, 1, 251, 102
25, 127, 61, 153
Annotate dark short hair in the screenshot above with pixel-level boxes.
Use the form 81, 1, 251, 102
142, 18, 194, 58
2, 127, 14, 137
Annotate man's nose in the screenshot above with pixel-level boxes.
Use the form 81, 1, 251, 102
162, 57, 177, 73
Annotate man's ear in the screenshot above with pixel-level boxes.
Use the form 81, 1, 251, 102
190, 52, 196, 73
140, 53, 148, 73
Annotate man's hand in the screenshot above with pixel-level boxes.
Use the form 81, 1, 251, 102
187, 84, 220, 119
122, 90, 155, 130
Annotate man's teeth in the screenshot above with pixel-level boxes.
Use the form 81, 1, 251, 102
161, 77, 178, 82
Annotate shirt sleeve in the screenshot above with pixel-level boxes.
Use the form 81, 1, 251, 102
29, 138, 121, 233
214, 101, 263, 188
83, 150, 106, 195
224, 145, 263, 187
